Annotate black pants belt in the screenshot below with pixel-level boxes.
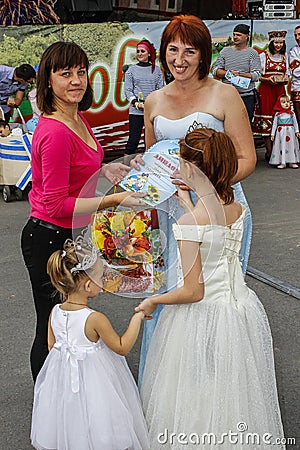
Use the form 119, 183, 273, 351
30, 217, 65, 232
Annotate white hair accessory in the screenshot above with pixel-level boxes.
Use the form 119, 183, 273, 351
69, 237, 98, 274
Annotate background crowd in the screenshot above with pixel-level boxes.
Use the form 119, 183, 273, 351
0, 14, 297, 450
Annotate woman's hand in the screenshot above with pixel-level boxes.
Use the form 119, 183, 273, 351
135, 298, 157, 317
115, 191, 147, 208
176, 187, 194, 212
129, 153, 145, 170
101, 162, 131, 185
171, 170, 190, 191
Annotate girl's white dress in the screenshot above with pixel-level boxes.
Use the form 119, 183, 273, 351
31, 305, 149, 450
270, 111, 300, 165
139, 112, 253, 385
141, 208, 285, 449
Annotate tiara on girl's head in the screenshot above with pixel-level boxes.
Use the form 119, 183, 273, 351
67, 237, 99, 275
183, 127, 216, 153
183, 135, 204, 153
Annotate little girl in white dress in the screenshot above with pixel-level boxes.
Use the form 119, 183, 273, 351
136, 128, 285, 449
31, 237, 149, 450
270, 94, 300, 168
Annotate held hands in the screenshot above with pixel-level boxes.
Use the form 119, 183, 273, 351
135, 298, 157, 317
135, 310, 152, 321
271, 135, 275, 142
296, 132, 300, 138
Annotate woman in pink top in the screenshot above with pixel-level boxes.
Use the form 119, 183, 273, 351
21, 41, 144, 381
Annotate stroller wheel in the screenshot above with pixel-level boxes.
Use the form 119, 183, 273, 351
15, 188, 23, 201
3, 185, 12, 203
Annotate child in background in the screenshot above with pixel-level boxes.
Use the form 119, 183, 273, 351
0, 119, 25, 137
270, 94, 300, 168
31, 237, 149, 450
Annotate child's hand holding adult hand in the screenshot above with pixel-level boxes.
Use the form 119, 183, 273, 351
135, 298, 156, 317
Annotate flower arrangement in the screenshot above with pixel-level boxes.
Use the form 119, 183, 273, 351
91, 210, 165, 293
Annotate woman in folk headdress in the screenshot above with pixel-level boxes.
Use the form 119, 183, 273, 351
123, 39, 164, 157
253, 30, 290, 161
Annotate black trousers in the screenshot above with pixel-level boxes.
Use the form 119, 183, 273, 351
125, 114, 144, 155
241, 93, 255, 123
4, 111, 11, 122
21, 219, 73, 381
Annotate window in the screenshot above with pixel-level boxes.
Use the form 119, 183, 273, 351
151, 0, 160, 8
168, 0, 175, 9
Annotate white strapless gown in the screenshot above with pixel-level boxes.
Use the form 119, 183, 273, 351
141, 211, 285, 449
138, 112, 252, 386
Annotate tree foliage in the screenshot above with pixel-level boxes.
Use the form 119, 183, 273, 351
63, 23, 131, 65
0, 28, 60, 67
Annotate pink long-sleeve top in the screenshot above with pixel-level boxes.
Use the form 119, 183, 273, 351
29, 112, 104, 229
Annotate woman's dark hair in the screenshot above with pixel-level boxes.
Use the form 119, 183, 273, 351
37, 41, 93, 114
15, 64, 36, 81
180, 128, 238, 204
268, 40, 286, 55
160, 15, 212, 81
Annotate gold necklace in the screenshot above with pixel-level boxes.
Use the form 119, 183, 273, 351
65, 301, 88, 307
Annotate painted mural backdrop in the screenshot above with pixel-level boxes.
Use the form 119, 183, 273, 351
0, 20, 298, 157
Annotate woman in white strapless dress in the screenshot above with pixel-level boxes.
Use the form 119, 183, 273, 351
136, 16, 257, 385
136, 127, 285, 450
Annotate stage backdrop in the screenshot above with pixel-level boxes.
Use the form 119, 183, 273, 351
0, 20, 298, 159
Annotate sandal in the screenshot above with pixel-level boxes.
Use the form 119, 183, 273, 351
277, 164, 286, 169
288, 163, 299, 169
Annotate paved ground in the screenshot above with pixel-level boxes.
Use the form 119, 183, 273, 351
0, 147, 299, 449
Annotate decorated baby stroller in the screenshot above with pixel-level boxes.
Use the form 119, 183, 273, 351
0, 107, 32, 202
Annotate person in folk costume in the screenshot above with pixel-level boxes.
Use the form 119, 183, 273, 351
253, 30, 289, 162
123, 39, 164, 158
270, 94, 300, 168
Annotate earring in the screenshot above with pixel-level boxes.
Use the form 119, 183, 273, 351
48, 84, 51, 88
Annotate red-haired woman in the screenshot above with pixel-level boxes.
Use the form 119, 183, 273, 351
136, 14, 256, 385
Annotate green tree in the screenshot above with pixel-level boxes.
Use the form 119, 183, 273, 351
63, 22, 131, 65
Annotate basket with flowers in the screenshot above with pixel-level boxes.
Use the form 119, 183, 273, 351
91, 209, 165, 294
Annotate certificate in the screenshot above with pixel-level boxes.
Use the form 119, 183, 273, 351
119, 139, 180, 207
225, 70, 250, 89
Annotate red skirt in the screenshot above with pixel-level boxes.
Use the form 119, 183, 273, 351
253, 81, 286, 135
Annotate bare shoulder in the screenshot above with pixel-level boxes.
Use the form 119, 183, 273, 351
87, 310, 108, 325
177, 206, 210, 226
214, 79, 240, 101
145, 86, 166, 104
145, 84, 170, 120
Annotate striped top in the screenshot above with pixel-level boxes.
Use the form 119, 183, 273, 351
124, 62, 164, 116
212, 46, 261, 95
